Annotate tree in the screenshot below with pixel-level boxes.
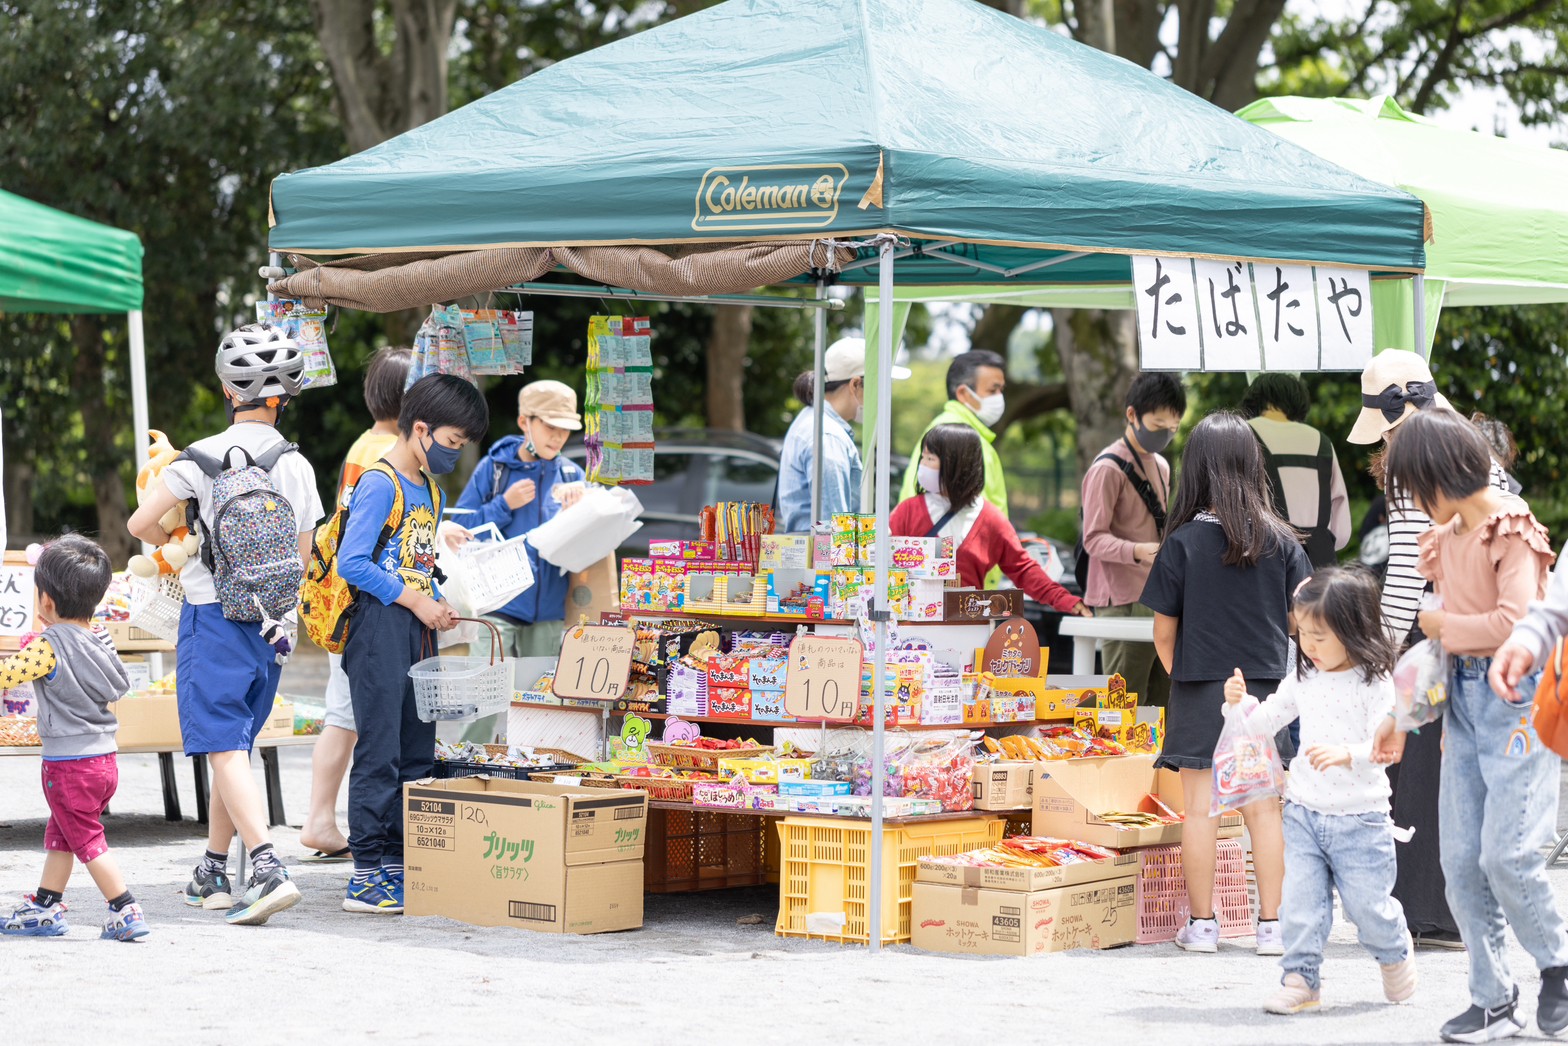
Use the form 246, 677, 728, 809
0, 0, 340, 556
979, 0, 1568, 467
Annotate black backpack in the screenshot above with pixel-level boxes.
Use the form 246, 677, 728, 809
1074, 443, 1166, 593
1257, 430, 1337, 568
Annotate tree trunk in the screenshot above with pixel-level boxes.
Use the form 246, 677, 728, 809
705, 305, 753, 431
69, 317, 134, 565
1053, 308, 1140, 471
310, 0, 457, 154
969, 304, 1028, 356
4, 458, 35, 545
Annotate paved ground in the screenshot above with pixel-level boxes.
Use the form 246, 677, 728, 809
4, 648, 1568, 1044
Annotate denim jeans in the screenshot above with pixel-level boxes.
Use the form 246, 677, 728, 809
1440, 656, 1568, 1008
1281, 802, 1411, 989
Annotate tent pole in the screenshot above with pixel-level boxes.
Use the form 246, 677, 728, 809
869, 238, 895, 953
1412, 274, 1427, 357
128, 309, 151, 544
811, 280, 828, 528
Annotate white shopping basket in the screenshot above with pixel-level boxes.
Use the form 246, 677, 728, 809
450, 522, 535, 616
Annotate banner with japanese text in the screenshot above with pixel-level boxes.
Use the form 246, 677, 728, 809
1132, 256, 1374, 372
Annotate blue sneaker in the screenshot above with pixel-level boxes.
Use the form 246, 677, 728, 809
101, 903, 150, 942
1, 895, 69, 937
343, 870, 403, 915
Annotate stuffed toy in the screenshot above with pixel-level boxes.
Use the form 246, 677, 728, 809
127, 430, 200, 578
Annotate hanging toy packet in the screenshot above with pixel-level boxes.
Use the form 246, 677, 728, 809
1210, 699, 1285, 817
256, 298, 338, 389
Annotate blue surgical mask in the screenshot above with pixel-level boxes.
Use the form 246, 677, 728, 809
421, 429, 461, 475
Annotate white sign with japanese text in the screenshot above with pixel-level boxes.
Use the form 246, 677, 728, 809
1135, 256, 1373, 372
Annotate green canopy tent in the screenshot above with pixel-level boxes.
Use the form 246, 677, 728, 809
0, 189, 148, 549
265, 0, 1429, 950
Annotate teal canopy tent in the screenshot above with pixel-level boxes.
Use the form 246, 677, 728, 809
264, 0, 1430, 952
0, 189, 150, 549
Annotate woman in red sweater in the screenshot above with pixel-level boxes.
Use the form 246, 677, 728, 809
890, 424, 1090, 616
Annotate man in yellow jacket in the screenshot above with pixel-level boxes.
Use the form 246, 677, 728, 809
900, 350, 1008, 584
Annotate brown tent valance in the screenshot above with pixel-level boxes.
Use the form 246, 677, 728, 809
267, 241, 853, 313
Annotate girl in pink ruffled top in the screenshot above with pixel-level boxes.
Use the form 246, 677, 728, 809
1379, 407, 1568, 1043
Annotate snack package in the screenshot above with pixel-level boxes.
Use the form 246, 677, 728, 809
1211, 701, 1285, 817
256, 299, 337, 389
461, 309, 509, 374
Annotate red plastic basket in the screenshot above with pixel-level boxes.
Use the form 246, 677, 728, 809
644, 808, 768, 893
1135, 838, 1254, 945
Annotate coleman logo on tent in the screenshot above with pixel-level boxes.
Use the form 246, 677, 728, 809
693, 164, 849, 231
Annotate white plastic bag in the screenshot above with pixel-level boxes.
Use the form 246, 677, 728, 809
1393, 639, 1450, 731
1211, 701, 1286, 817
527, 485, 643, 574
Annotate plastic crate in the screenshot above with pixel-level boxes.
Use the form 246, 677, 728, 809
1135, 838, 1254, 945
645, 808, 768, 894
775, 815, 1006, 946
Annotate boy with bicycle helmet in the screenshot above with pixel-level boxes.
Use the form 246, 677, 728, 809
129, 324, 323, 926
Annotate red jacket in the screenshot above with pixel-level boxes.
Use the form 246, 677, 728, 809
889, 496, 1082, 614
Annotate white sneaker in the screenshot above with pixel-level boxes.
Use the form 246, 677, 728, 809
1265, 973, 1321, 1014
1175, 916, 1219, 953
1256, 920, 1284, 956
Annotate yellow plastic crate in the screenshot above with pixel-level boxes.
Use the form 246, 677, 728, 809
774, 815, 1005, 946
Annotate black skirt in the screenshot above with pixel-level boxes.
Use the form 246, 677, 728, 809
1388, 722, 1457, 934
1155, 677, 1295, 771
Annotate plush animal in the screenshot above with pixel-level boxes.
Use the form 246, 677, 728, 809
127, 430, 200, 578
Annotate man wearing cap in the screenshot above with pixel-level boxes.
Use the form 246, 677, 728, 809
451, 380, 587, 739
1347, 348, 1511, 953
777, 338, 873, 533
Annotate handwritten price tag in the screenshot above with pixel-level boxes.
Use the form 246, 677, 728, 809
553, 624, 636, 701
782, 634, 863, 722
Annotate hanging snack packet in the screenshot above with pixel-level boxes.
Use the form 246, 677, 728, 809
461, 309, 508, 374
499, 310, 534, 372
256, 299, 337, 389
1210, 701, 1285, 817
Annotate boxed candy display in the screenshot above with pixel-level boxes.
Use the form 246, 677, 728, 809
764, 569, 829, 619
862, 536, 956, 579
758, 535, 814, 571
647, 540, 715, 561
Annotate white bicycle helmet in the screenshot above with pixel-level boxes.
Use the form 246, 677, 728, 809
216, 323, 306, 401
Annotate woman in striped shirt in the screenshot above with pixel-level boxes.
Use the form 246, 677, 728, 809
1347, 350, 1510, 951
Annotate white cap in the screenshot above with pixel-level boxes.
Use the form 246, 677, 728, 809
823, 337, 911, 383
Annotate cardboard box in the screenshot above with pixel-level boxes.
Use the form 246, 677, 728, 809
1031, 755, 1183, 848
911, 874, 1137, 956
120, 656, 152, 694
404, 777, 647, 934
943, 589, 1024, 622
973, 761, 1035, 810
1037, 676, 1118, 719
863, 536, 957, 579
108, 692, 182, 749
916, 849, 1139, 891
102, 619, 172, 652
764, 570, 828, 619
707, 689, 753, 719
256, 699, 294, 741
921, 680, 965, 725
646, 539, 715, 561
749, 690, 790, 722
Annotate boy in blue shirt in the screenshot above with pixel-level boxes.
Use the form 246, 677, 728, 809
337, 374, 489, 914
449, 380, 585, 742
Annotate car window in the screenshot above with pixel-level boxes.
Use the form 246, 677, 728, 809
632, 451, 699, 516
703, 452, 779, 506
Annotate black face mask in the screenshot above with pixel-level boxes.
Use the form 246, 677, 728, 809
1131, 417, 1174, 454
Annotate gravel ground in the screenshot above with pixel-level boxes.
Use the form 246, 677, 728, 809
4, 648, 1568, 1044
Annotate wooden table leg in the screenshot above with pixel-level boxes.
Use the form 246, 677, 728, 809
158, 751, 183, 822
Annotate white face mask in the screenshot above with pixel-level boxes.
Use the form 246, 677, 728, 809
917, 464, 942, 496
967, 390, 1005, 427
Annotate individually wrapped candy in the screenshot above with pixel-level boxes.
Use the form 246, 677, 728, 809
1393, 601, 1450, 732
1211, 701, 1285, 817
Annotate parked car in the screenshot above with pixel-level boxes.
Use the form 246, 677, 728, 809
562, 427, 906, 557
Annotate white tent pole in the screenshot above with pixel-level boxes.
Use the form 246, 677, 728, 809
811, 280, 828, 527
1413, 274, 1427, 357
128, 309, 151, 544
868, 237, 895, 952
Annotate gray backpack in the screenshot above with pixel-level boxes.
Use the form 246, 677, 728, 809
180, 441, 303, 623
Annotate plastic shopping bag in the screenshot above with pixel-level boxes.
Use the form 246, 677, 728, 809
1393, 638, 1450, 731
1211, 701, 1286, 817
527, 485, 644, 574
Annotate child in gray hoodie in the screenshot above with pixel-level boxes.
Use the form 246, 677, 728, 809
0, 535, 142, 941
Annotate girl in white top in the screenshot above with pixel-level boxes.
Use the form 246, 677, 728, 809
1224, 567, 1416, 1016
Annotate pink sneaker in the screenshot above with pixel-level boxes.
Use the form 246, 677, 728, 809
1175, 917, 1219, 953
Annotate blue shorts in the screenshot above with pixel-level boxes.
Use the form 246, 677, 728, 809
176, 602, 282, 756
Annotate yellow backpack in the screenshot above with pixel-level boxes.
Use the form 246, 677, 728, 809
299, 461, 443, 653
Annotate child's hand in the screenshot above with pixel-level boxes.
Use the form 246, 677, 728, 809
1371, 716, 1408, 764
1223, 668, 1248, 705
504, 478, 537, 510
413, 595, 459, 632
1418, 609, 1446, 642
1490, 641, 1538, 702
1304, 744, 1351, 771
438, 521, 472, 550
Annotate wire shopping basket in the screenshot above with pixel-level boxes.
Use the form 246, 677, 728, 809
450, 522, 535, 616
128, 575, 184, 645
409, 617, 511, 723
